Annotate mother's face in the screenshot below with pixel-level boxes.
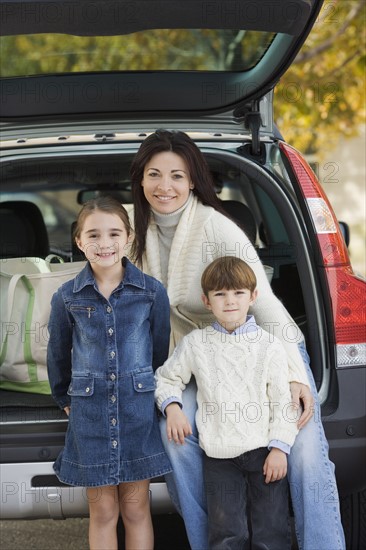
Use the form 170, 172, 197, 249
141, 151, 194, 214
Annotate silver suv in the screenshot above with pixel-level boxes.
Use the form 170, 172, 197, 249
1, 2, 365, 548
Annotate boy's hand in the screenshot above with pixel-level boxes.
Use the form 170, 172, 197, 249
263, 448, 287, 484
165, 403, 192, 445
64, 406, 71, 416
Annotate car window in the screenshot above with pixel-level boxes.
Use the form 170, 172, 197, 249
0, 191, 79, 255
0, 29, 275, 77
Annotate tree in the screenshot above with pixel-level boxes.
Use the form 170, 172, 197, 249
274, 0, 366, 156
1, 0, 364, 157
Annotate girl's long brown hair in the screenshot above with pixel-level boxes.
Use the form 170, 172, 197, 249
130, 130, 228, 265
73, 196, 131, 241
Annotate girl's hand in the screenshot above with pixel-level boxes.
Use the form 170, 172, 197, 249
64, 406, 71, 416
290, 382, 314, 429
263, 448, 288, 484
165, 403, 192, 444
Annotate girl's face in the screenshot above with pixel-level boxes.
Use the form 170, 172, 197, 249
75, 210, 129, 267
141, 151, 194, 214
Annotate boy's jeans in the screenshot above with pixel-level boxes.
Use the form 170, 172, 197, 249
159, 342, 346, 550
204, 448, 291, 550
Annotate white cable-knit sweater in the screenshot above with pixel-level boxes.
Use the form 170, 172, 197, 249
155, 325, 299, 459
141, 196, 309, 386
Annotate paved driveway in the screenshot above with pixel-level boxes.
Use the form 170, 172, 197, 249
0, 515, 190, 549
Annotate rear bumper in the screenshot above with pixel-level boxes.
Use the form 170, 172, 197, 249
1, 368, 365, 518
322, 367, 366, 496
0, 462, 174, 519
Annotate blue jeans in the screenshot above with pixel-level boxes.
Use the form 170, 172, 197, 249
289, 343, 345, 550
159, 342, 346, 550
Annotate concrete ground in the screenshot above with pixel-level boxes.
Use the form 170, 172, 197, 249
0, 514, 190, 550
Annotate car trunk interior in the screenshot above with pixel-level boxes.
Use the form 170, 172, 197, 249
0, 144, 328, 465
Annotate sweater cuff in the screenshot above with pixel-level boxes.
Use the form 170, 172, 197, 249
53, 395, 71, 410
268, 440, 291, 455
269, 426, 298, 447
161, 397, 183, 417
288, 363, 310, 387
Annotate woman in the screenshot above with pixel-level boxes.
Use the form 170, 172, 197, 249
130, 130, 345, 550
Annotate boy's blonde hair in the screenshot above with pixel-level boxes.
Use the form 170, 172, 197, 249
201, 256, 257, 296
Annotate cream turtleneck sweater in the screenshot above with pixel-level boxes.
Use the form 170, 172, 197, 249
151, 193, 193, 287
141, 195, 309, 387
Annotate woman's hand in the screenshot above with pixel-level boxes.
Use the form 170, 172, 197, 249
290, 382, 314, 429
63, 406, 71, 416
165, 403, 192, 444
263, 448, 287, 483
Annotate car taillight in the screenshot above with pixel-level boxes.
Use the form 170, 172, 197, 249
280, 142, 366, 368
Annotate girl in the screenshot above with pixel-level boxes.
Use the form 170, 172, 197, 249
47, 196, 171, 550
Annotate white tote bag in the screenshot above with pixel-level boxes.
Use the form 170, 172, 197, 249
0, 257, 86, 394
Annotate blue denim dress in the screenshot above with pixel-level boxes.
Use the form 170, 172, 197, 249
47, 258, 172, 487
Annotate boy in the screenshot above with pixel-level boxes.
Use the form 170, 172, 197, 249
155, 256, 298, 549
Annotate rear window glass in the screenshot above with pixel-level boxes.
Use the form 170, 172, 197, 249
0, 29, 275, 77
0, 191, 79, 255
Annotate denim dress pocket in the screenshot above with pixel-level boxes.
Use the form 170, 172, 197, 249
132, 370, 156, 393
66, 375, 98, 430
67, 375, 94, 397
120, 369, 160, 456
69, 303, 99, 349
122, 369, 156, 429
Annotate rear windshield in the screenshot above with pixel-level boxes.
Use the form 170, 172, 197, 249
0, 29, 275, 77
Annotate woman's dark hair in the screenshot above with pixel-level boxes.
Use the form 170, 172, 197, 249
130, 130, 228, 265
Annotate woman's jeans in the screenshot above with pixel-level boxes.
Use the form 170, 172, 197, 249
159, 342, 346, 550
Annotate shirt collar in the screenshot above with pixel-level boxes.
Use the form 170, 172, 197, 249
212, 315, 258, 335
73, 257, 146, 293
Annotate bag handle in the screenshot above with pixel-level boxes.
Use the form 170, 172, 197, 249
0, 273, 30, 365
2, 256, 64, 322
28, 255, 64, 273
6, 273, 26, 324
45, 254, 64, 265
0, 273, 39, 381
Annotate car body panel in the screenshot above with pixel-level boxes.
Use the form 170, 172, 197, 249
1, 0, 313, 36
0, 1, 324, 118
0, 462, 171, 518
1, 3, 365, 544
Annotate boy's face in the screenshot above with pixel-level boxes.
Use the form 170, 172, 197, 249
202, 287, 257, 333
